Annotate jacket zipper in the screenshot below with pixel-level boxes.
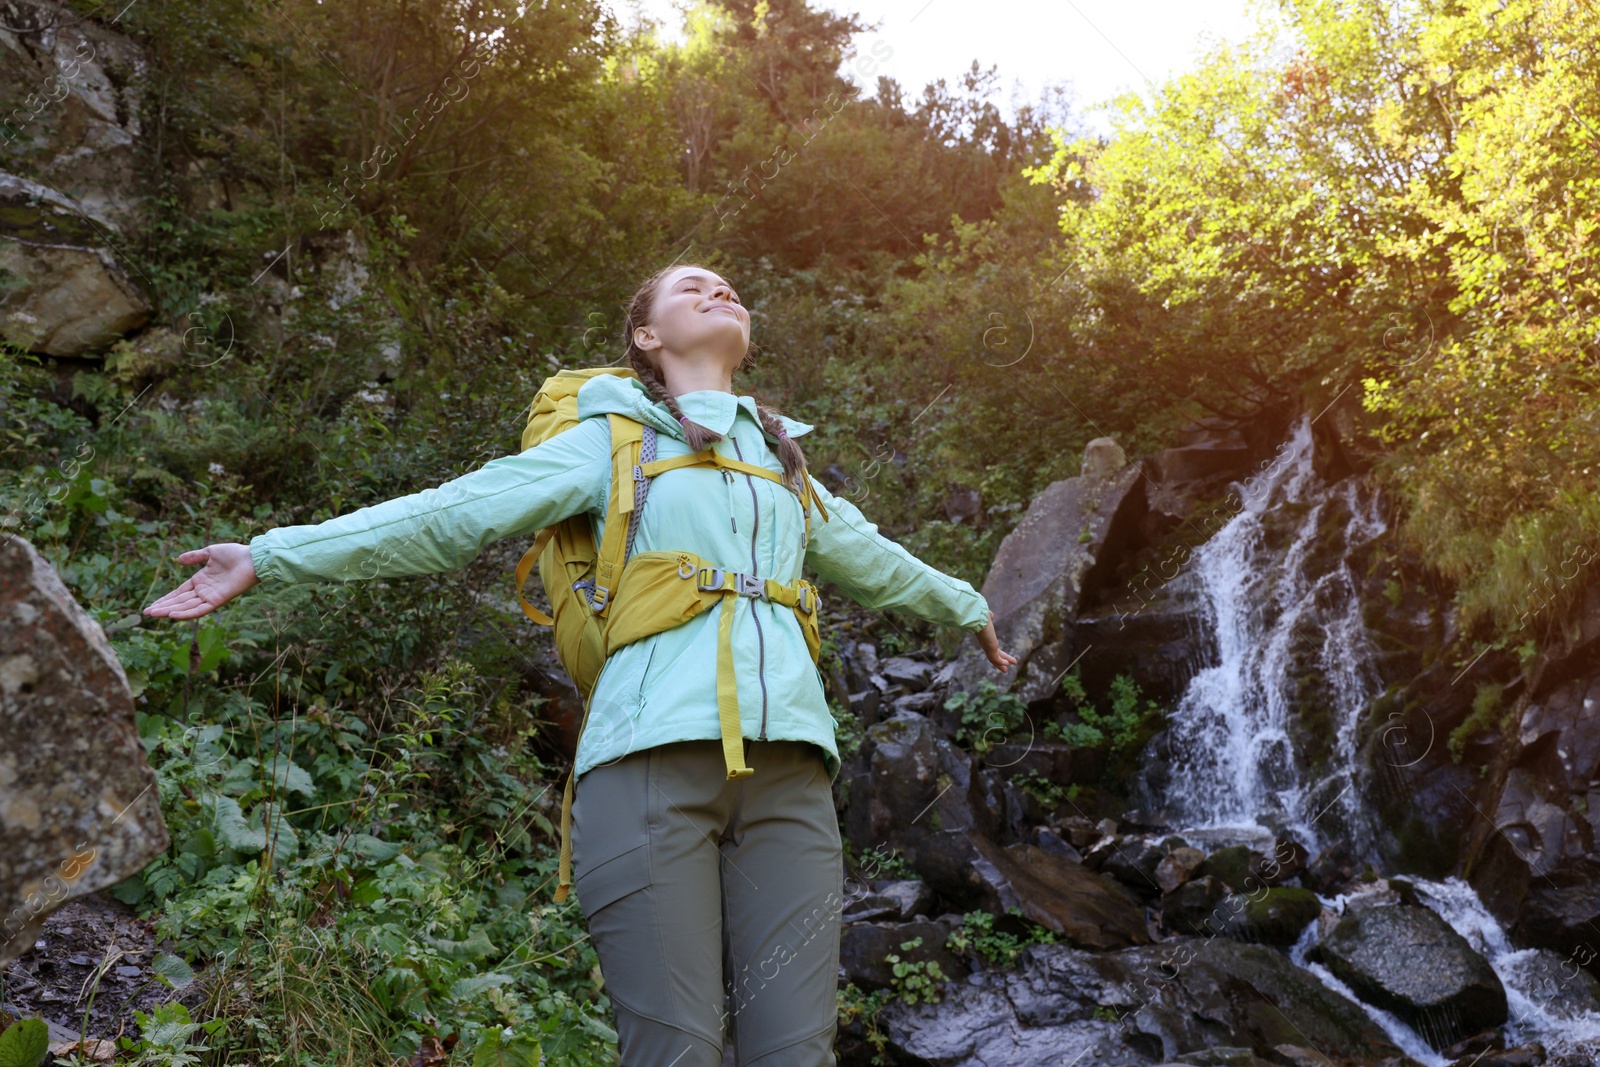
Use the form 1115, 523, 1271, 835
729, 435, 769, 741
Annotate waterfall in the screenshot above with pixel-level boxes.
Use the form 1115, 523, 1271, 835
1133, 413, 1600, 1056
1150, 414, 1386, 857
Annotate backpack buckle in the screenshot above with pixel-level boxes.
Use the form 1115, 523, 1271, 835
735, 572, 764, 598
796, 585, 814, 614
696, 566, 725, 591
590, 584, 611, 610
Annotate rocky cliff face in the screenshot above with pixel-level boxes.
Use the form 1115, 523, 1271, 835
1, 0, 153, 358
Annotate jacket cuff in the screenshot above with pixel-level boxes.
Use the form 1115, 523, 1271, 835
963, 593, 991, 634
249, 534, 282, 586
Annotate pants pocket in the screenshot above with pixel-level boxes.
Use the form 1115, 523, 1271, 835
574, 840, 652, 918
570, 748, 654, 919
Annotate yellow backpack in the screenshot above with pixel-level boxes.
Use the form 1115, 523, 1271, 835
512, 366, 831, 901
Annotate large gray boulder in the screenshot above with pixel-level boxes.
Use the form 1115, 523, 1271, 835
950, 439, 1146, 704
0, 535, 168, 966
1318, 903, 1506, 1051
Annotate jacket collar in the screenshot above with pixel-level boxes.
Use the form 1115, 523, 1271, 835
577, 373, 814, 445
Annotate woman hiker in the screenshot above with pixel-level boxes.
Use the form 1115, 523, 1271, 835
144, 262, 1018, 1066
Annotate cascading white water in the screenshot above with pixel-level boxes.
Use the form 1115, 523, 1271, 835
1156, 414, 1386, 856
1140, 413, 1600, 1056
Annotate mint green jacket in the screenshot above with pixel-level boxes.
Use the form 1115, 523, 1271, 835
249, 374, 991, 784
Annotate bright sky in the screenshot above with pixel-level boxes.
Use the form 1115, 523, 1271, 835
607, 0, 1288, 135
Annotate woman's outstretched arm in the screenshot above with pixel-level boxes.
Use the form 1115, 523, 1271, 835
144, 417, 614, 620
802, 473, 1016, 673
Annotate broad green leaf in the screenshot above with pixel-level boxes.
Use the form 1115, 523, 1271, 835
448, 973, 516, 1001
472, 1027, 541, 1067
213, 796, 265, 852
0, 1018, 48, 1067
346, 833, 404, 863
152, 954, 195, 990
263, 754, 315, 797
421, 928, 499, 962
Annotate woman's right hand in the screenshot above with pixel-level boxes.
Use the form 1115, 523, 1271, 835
977, 610, 1017, 673
144, 542, 260, 620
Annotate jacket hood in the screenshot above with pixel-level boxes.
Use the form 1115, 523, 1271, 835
575, 372, 815, 445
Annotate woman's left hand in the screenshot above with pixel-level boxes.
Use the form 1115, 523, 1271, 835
976, 610, 1017, 672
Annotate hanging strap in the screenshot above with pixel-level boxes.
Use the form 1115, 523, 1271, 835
514, 525, 560, 625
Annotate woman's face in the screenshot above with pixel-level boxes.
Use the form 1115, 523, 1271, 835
635, 267, 749, 366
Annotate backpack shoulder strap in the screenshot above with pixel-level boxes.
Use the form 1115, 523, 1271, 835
590, 413, 646, 615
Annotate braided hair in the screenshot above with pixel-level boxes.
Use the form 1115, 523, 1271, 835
623, 263, 810, 495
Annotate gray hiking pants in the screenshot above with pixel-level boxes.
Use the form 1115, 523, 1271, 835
570, 738, 845, 1067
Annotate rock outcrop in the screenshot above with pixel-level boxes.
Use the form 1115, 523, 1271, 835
948, 438, 1147, 704
0, 171, 152, 356
1, 1, 152, 357
0, 535, 169, 967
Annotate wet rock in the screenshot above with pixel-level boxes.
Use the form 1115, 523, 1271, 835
839, 710, 1020, 914
838, 918, 964, 992
846, 688, 879, 723
1452, 1045, 1545, 1067
1303, 840, 1361, 896
843, 879, 935, 924
1071, 569, 1211, 711
839, 891, 898, 924
0, 535, 169, 966
1174, 1049, 1268, 1066
1222, 887, 1321, 946
1091, 835, 1165, 901
1026, 825, 1082, 862
841, 639, 880, 694
968, 837, 1149, 950
1320, 904, 1507, 1051
1156, 846, 1207, 893
1439, 1030, 1504, 1061
1198, 844, 1272, 893
888, 690, 941, 716
874, 936, 1409, 1066
837, 710, 947, 856
1059, 815, 1103, 850
982, 738, 1105, 791
1160, 875, 1229, 936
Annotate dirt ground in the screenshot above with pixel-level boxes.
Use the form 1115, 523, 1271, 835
0, 891, 210, 1047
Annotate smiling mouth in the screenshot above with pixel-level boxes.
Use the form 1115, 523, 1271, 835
708, 306, 741, 317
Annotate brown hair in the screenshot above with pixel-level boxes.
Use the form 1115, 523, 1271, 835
623, 262, 811, 494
